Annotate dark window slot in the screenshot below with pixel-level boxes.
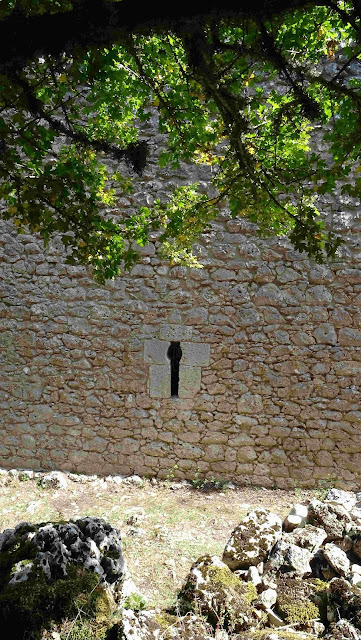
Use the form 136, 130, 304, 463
167, 342, 182, 397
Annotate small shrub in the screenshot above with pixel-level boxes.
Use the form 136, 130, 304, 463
123, 592, 147, 611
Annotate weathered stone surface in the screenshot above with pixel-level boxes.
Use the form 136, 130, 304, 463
222, 509, 282, 570
110, 610, 165, 640
254, 284, 284, 306
238, 307, 260, 326
314, 323, 338, 345
237, 393, 263, 415
286, 525, 327, 554
307, 500, 351, 541
350, 564, 361, 586
324, 489, 357, 511
289, 503, 308, 520
265, 539, 312, 577
0, 517, 126, 588
323, 543, 350, 577
159, 325, 193, 341
178, 554, 257, 631
247, 565, 262, 586
0, 517, 128, 639
178, 366, 202, 398
181, 342, 211, 367
258, 587, 277, 610
149, 365, 171, 399
144, 339, 169, 365
284, 514, 303, 532
40, 471, 68, 490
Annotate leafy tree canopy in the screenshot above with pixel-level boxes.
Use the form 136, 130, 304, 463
0, 0, 360, 281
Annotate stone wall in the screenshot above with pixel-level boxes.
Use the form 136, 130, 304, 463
1, 119, 361, 489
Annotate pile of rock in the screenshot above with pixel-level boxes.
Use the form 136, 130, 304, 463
2, 488, 361, 639
0, 466, 146, 488
178, 488, 361, 639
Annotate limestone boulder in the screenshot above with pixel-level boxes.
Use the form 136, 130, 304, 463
247, 565, 262, 586
110, 609, 160, 640
285, 524, 327, 554
349, 564, 361, 587
307, 500, 351, 541
323, 543, 350, 577
0, 517, 128, 639
265, 539, 312, 577
324, 489, 357, 512
40, 471, 68, 489
222, 508, 282, 570
283, 514, 303, 532
257, 587, 277, 610
178, 554, 258, 631
110, 610, 213, 640
284, 504, 308, 532
350, 508, 361, 526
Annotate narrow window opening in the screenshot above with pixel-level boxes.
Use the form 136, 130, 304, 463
167, 342, 182, 397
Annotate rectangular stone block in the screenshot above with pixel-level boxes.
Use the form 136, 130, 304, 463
159, 325, 193, 341
178, 366, 201, 398
149, 365, 171, 398
181, 342, 210, 367
144, 339, 169, 364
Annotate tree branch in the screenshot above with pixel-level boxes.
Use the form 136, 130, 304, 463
11, 72, 148, 174
0, 0, 331, 73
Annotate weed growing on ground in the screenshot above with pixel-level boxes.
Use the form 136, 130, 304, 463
314, 476, 337, 501
123, 593, 147, 611
165, 465, 179, 485
293, 481, 303, 501
190, 468, 230, 491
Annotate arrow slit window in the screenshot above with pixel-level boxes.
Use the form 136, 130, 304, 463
144, 337, 210, 399
167, 342, 182, 397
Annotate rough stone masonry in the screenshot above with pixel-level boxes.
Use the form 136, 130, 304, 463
0, 114, 360, 489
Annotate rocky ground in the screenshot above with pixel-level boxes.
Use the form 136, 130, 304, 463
0, 468, 320, 609
1, 470, 360, 639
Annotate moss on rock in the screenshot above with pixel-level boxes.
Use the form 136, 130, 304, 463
276, 575, 325, 628
278, 596, 319, 626
178, 554, 257, 632
0, 562, 111, 640
0, 526, 37, 590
